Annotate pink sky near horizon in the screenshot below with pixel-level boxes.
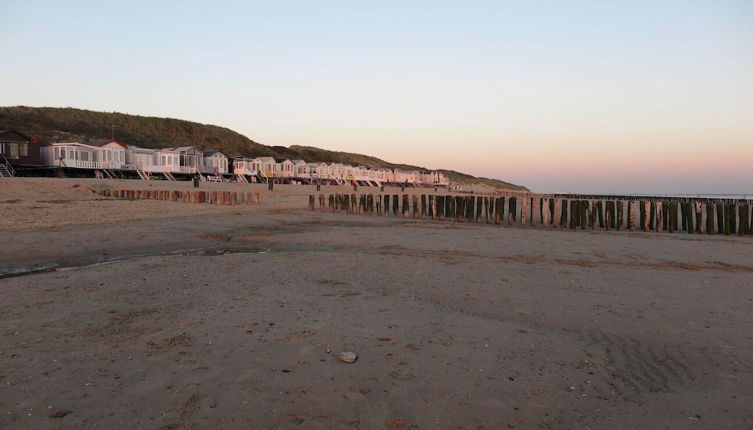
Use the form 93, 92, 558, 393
2, 0, 751, 194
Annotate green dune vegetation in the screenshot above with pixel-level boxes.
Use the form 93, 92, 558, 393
0, 106, 527, 190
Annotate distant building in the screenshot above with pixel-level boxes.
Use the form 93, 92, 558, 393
0, 129, 41, 168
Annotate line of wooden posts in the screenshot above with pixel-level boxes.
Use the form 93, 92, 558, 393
309, 193, 753, 236
96, 189, 264, 205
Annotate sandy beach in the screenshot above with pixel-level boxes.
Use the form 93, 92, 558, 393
1, 178, 752, 429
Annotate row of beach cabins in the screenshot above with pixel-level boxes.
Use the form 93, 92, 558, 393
0, 130, 449, 187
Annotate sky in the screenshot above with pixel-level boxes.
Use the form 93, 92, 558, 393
1, 0, 752, 193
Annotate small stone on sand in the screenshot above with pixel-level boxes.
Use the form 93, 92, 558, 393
338, 351, 357, 363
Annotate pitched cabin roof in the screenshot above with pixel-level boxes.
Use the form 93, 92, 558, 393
127, 146, 156, 153
255, 156, 276, 163
0, 129, 32, 143
203, 150, 228, 158
166, 146, 206, 155
90, 139, 128, 149
48, 142, 99, 150
291, 160, 306, 165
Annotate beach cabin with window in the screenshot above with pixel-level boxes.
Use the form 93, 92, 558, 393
42, 142, 101, 169
202, 150, 229, 175
95, 140, 127, 169
125, 146, 158, 171
168, 146, 204, 174
291, 160, 309, 180
154, 148, 181, 173
277, 159, 295, 178
0, 130, 41, 168
254, 157, 276, 178
232, 157, 255, 176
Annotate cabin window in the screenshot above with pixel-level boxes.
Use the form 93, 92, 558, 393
80, 152, 89, 161
20, 143, 28, 157
8, 143, 18, 158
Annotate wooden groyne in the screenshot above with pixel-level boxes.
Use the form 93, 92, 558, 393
95, 189, 264, 205
309, 193, 753, 236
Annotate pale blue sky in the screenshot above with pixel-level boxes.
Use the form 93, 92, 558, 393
2, 0, 752, 193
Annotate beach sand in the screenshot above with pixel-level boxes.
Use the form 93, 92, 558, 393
1, 178, 752, 429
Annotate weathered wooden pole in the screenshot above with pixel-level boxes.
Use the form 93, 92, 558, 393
308, 195, 315, 210
596, 201, 604, 228
393, 194, 399, 216
475, 196, 482, 223
693, 201, 703, 234
453, 196, 461, 222
464, 196, 474, 222
376, 194, 382, 215
705, 203, 715, 234
716, 203, 724, 234
420, 195, 427, 219
604, 201, 614, 230
738, 204, 749, 235
508, 197, 517, 225
520, 197, 529, 226
403, 194, 410, 218
725, 204, 736, 235
616, 201, 624, 230
531, 198, 540, 226
580, 200, 589, 230
569, 200, 578, 229
430, 195, 436, 220
559, 199, 569, 228
540, 198, 549, 227
654, 201, 663, 232
494, 197, 504, 224
412, 195, 419, 218
670, 202, 680, 233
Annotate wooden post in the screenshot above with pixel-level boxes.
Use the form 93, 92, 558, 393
560, 200, 568, 228
539, 198, 548, 227
616, 201, 624, 230
725, 204, 736, 235
705, 203, 715, 234
393, 194, 399, 216
462, 196, 471, 222
693, 201, 703, 234
737, 204, 748, 235
569, 200, 578, 229
508, 197, 517, 225
670, 202, 679, 233
639, 201, 647, 231
640, 201, 647, 231
475, 197, 482, 223
430, 195, 436, 220
309, 195, 315, 210
604, 201, 613, 230
403, 194, 410, 218
580, 200, 589, 229
493, 197, 503, 224
654, 202, 663, 232
420, 195, 427, 219
531, 198, 540, 225
376, 194, 382, 215
520, 197, 528, 226
411, 195, 418, 218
